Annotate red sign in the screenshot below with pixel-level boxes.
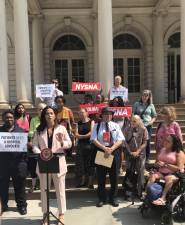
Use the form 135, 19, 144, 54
80, 103, 107, 115
109, 107, 132, 118
103, 132, 111, 143
72, 82, 101, 92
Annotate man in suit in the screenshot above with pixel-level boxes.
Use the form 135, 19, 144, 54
0, 110, 27, 215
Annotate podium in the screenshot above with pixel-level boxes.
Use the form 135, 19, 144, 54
38, 153, 64, 225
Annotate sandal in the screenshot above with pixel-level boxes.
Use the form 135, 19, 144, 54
152, 198, 166, 206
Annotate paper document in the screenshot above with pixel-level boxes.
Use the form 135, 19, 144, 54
95, 151, 114, 168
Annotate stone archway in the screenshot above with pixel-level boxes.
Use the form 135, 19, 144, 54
164, 20, 180, 45
113, 20, 152, 101
113, 20, 152, 46
43, 21, 94, 89
44, 21, 93, 49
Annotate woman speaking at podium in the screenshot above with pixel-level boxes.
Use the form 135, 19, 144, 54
33, 106, 72, 225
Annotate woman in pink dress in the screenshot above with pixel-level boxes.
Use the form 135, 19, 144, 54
147, 134, 185, 205
155, 106, 183, 158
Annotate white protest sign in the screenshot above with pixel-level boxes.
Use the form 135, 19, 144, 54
110, 87, 128, 101
0, 132, 28, 152
36, 84, 55, 98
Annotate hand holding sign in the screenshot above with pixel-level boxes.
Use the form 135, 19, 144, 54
36, 84, 55, 98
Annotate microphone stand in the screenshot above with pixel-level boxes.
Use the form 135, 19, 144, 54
29, 153, 64, 225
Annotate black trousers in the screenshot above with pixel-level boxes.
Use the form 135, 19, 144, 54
0, 164, 27, 208
75, 142, 94, 177
96, 155, 119, 202
28, 157, 37, 178
146, 125, 152, 160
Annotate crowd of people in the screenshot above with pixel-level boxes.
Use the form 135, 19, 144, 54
0, 76, 185, 225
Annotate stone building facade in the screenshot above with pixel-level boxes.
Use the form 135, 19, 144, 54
0, 0, 183, 107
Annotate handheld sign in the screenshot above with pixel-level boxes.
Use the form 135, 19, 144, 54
0, 133, 28, 152
110, 87, 128, 101
80, 103, 107, 115
72, 82, 101, 92
109, 107, 132, 118
36, 84, 55, 98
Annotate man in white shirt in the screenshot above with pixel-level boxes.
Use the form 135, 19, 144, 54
91, 107, 125, 207
108, 75, 128, 103
43, 79, 63, 107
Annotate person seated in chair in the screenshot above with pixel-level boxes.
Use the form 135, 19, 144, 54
146, 134, 185, 206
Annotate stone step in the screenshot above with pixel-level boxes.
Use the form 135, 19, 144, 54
10, 172, 126, 188
150, 132, 185, 142
152, 125, 185, 132
8, 168, 154, 200
9, 184, 121, 200
154, 120, 185, 126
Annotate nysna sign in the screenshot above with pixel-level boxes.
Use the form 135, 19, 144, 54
80, 103, 107, 114
109, 107, 132, 118
72, 82, 101, 92
80, 104, 132, 117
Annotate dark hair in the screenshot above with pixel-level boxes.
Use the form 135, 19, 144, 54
84, 93, 93, 101
14, 103, 26, 119
95, 94, 105, 103
2, 110, 14, 120
54, 95, 66, 104
36, 106, 57, 133
109, 96, 124, 107
169, 134, 184, 153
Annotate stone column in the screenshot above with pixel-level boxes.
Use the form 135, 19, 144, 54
0, 0, 10, 108
180, 0, 185, 102
92, 13, 99, 82
14, 0, 32, 106
98, 0, 114, 96
144, 44, 153, 91
153, 12, 165, 103
32, 15, 44, 88
87, 46, 94, 81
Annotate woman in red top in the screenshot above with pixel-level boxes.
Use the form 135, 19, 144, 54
14, 103, 30, 132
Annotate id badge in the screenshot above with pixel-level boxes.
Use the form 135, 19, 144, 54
103, 132, 110, 143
